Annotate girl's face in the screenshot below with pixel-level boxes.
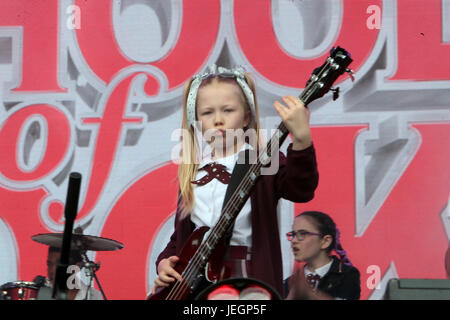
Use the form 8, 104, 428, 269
290, 216, 332, 263
196, 79, 250, 155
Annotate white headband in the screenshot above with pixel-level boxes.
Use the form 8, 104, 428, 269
186, 64, 256, 129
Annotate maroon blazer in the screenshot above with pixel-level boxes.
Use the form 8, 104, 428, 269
156, 143, 319, 296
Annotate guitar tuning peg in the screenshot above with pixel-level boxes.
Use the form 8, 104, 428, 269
330, 87, 340, 101
346, 68, 355, 82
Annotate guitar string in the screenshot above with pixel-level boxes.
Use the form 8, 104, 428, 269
166, 54, 344, 299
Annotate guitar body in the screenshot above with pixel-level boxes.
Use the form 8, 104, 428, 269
148, 226, 212, 300
205, 237, 228, 282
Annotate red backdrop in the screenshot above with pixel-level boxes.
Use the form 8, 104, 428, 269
0, 0, 449, 299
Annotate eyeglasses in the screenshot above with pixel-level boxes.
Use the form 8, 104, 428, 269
286, 230, 322, 241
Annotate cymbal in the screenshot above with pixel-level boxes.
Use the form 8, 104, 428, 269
31, 233, 124, 252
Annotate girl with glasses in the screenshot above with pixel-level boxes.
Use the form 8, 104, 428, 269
285, 211, 360, 300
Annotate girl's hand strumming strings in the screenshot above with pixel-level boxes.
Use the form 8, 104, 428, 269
152, 256, 183, 293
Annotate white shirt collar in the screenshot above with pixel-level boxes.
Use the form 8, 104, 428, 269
304, 258, 333, 278
198, 143, 253, 171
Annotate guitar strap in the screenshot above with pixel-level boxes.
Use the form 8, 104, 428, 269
220, 149, 254, 260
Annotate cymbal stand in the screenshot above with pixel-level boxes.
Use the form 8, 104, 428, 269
80, 251, 107, 300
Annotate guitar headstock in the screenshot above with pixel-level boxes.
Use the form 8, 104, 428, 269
301, 46, 353, 105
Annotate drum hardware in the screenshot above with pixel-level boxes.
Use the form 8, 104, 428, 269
80, 251, 107, 300
30, 231, 124, 300
0, 281, 40, 300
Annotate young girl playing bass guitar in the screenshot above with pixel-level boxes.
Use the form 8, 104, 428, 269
152, 65, 319, 299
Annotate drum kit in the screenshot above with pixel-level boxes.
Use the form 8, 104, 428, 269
1, 231, 281, 301
0, 232, 124, 300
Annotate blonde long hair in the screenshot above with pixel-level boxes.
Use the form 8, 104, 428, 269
177, 73, 263, 218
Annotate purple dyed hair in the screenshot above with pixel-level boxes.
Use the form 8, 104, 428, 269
334, 228, 353, 266
296, 211, 353, 266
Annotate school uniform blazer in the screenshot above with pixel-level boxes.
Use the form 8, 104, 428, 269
156, 143, 319, 297
284, 255, 361, 300
318, 256, 361, 300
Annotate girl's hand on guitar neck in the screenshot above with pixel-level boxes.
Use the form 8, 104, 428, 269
273, 95, 312, 151
152, 256, 183, 293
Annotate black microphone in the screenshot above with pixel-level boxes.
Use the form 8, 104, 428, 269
52, 172, 82, 299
